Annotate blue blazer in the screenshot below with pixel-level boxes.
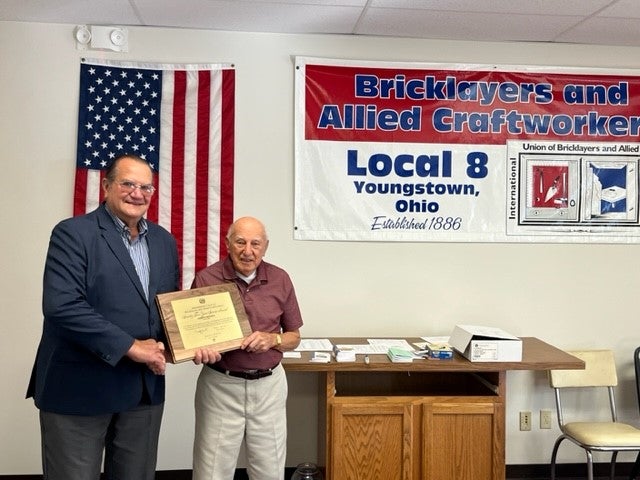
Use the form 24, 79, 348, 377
27, 204, 180, 415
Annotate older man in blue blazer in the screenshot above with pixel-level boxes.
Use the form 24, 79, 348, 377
27, 154, 180, 480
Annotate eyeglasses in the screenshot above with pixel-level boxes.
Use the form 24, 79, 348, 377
117, 180, 156, 196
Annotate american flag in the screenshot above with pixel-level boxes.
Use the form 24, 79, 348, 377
75, 59, 235, 289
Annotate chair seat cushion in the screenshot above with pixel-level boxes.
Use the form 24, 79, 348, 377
563, 422, 640, 447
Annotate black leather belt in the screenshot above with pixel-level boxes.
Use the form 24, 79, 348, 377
208, 363, 275, 380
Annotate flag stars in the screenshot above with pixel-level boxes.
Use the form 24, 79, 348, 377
79, 65, 163, 171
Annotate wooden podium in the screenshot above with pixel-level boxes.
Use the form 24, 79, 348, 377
282, 337, 583, 480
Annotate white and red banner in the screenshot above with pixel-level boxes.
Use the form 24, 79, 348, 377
75, 59, 235, 288
294, 57, 640, 242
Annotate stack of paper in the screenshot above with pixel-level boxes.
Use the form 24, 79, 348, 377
310, 352, 331, 363
333, 345, 356, 362
387, 347, 415, 363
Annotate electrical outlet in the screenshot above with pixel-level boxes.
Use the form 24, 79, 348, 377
540, 409, 553, 429
519, 411, 532, 431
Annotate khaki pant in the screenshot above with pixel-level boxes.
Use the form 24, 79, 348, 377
193, 363, 288, 480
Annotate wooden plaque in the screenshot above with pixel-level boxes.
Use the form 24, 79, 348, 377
156, 284, 252, 363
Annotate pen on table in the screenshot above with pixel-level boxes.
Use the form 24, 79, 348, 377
364, 355, 370, 365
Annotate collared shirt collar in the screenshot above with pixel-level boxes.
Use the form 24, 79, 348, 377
222, 256, 265, 285
104, 204, 148, 242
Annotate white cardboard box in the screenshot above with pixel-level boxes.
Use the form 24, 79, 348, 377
449, 325, 522, 362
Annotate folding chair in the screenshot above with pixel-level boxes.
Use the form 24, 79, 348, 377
628, 346, 640, 480
549, 350, 640, 480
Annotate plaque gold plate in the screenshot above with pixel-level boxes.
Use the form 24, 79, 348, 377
156, 284, 252, 363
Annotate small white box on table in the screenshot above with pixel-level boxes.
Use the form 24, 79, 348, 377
449, 325, 522, 362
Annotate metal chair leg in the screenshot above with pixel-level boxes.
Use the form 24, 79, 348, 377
610, 450, 618, 480
550, 435, 566, 480
630, 452, 640, 480
586, 450, 594, 480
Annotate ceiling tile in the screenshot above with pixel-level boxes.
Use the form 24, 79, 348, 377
135, 0, 363, 33
369, 0, 614, 16
597, 0, 640, 18
0, 0, 140, 25
556, 16, 640, 46
358, 9, 585, 43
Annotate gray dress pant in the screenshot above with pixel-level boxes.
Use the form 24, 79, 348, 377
39, 403, 163, 480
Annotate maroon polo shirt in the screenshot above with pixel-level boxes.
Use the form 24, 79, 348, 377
191, 257, 303, 371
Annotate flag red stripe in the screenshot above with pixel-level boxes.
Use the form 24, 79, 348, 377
98, 170, 106, 204
146, 172, 159, 223
219, 69, 236, 259
171, 71, 187, 273
73, 168, 88, 216
195, 70, 211, 273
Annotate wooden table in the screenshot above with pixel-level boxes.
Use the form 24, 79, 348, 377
282, 337, 583, 480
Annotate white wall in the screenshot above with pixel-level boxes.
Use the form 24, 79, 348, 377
2, 20, 640, 474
